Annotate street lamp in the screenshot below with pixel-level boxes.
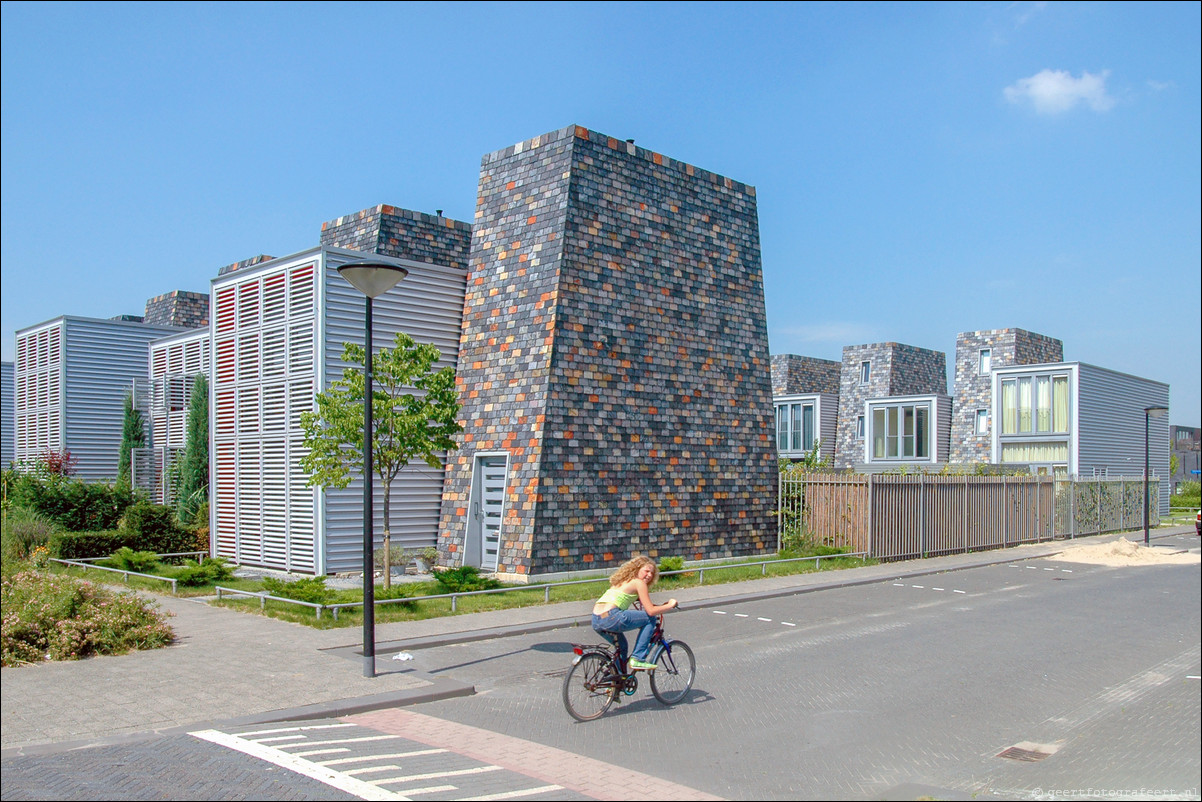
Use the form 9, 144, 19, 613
337, 259, 408, 678
1143, 405, 1169, 547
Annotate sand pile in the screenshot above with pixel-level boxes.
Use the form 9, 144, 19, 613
1047, 536, 1200, 567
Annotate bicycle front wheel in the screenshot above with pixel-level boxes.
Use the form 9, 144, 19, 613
650, 639, 695, 705
562, 653, 617, 722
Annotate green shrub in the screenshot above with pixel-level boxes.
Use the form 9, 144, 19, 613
1, 507, 59, 563
260, 574, 334, 604
50, 530, 129, 560
433, 565, 501, 593
105, 547, 160, 573
1, 569, 174, 666
8, 474, 136, 532
1170, 481, 1200, 509
121, 502, 194, 553
170, 557, 234, 587
658, 556, 684, 573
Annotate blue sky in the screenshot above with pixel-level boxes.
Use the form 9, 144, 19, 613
2, 1, 1199, 425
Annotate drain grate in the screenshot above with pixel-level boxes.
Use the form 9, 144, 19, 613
997, 741, 1060, 762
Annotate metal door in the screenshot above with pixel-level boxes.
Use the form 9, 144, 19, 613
469, 455, 507, 571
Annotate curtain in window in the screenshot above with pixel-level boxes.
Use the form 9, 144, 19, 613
791, 404, 803, 451
776, 406, 787, 451
1002, 380, 1017, 434
1000, 441, 1068, 462
1052, 376, 1068, 432
916, 406, 929, 458
802, 405, 814, 450
873, 408, 886, 458
1018, 377, 1032, 432
1036, 376, 1051, 432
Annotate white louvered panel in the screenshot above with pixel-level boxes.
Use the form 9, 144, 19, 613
262, 441, 288, 569
287, 443, 315, 572
263, 272, 287, 324
168, 409, 187, 449
262, 328, 286, 380
237, 441, 263, 564
288, 379, 314, 429
151, 349, 167, 388
237, 331, 260, 384
153, 414, 168, 448
214, 442, 237, 559
288, 322, 314, 376
289, 264, 315, 318
237, 386, 260, 434
166, 342, 182, 376
238, 279, 261, 329
214, 389, 236, 437
262, 384, 286, 434
214, 337, 235, 385
214, 286, 237, 335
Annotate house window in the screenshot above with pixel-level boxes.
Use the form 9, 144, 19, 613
859, 361, 870, 385
870, 402, 930, 460
979, 348, 991, 375
856, 415, 865, 440
1000, 373, 1069, 434
975, 409, 989, 435
775, 401, 816, 453
1000, 442, 1068, 463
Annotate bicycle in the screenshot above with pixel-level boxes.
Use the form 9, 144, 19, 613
562, 610, 696, 722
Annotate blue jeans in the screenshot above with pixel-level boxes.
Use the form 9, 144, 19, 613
592, 608, 655, 667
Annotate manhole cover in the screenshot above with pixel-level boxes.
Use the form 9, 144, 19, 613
996, 741, 1060, 762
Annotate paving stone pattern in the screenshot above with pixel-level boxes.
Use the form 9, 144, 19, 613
439, 124, 777, 577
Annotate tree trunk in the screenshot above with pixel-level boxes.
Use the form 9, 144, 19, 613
381, 482, 391, 589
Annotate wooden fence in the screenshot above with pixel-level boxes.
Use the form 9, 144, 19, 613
779, 473, 1161, 562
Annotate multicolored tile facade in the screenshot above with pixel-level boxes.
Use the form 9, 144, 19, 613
143, 290, 209, 329
949, 328, 1063, 463
438, 125, 777, 578
771, 354, 840, 395
319, 205, 472, 270
833, 342, 947, 469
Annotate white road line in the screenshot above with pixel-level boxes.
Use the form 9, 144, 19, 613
757, 617, 772, 622
912, 585, 924, 589
257, 735, 307, 743
713, 610, 727, 615
280, 735, 403, 749
782, 621, 796, 626
734, 613, 748, 618
292, 748, 351, 757
461, 785, 563, 800
893, 582, 905, 586
953, 589, 966, 594
321, 750, 448, 766
190, 729, 410, 801
931, 587, 944, 591
345, 765, 403, 776
401, 786, 457, 796
239, 723, 357, 737
370, 766, 503, 785
1061, 569, 1073, 573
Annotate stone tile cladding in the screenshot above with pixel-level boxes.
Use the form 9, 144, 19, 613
320, 205, 473, 270
834, 342, 947, 469
143, 290, 209, 329
217, 254, 275, 277
439, 125, 777, 578
771, 354, 840, 395
949, 329, 1063, 464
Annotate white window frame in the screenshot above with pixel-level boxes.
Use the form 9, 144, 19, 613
775, 399, 817, 454
859, 361, 870, 385
867, 399, 933, 462
979, 348, 991, 375
856, 415, 865, 440
975, 408, 989, 435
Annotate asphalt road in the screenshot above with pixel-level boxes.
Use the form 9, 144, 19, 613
3, 539, 1199, 801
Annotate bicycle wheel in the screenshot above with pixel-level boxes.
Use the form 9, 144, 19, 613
562, 653, 617, 722
650, 639, 695, 705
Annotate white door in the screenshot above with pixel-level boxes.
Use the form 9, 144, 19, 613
468, 455, 507, 571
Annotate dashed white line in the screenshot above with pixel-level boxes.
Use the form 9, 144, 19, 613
462, 785, 563, 800
321, 750, 447, 766
280, 735, 402, 749
369, 766, 504, 786
912, 585, 924, 589
239, 723, 356, 737
931, 587, 944, 592
734, 613, 749, 618
757, 617, 772, 622
953, 589, 966, 594
782, 621, 796, 627
713, 610, 727, 615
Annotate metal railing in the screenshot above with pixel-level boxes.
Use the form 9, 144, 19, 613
50, 551, 210, 594
212, 550, 870, 621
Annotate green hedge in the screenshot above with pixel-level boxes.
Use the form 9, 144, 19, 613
51, 526, 198, 560
5, 472, 136, 532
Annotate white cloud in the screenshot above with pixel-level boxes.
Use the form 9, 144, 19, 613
1004, 69, 1115, 114
1147, 79, 1173, 92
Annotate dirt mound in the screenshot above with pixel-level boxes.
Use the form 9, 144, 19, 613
1046, 536, 1200, 566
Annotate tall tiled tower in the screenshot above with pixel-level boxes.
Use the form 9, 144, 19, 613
949, 328, 1063, 463
770, 354, 840, 395
439, 125, 776, 579
834, 342, 947, 469
143, 290, 209, 329
319, 204, 472, 270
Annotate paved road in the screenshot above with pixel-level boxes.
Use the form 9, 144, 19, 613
3, 534, 1198, 801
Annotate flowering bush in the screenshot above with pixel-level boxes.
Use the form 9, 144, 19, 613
1, 569, 174, 666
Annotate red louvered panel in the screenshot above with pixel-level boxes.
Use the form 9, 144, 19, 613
214, 286, 237, 334
215, 442, 237, 559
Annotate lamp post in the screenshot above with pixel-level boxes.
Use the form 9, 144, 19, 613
1143, 405, 1169, 547
336, 260, 408, 678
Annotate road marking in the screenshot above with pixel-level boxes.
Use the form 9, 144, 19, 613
401, 786, 457, 796
953, 589, 966, 594
321, 750, 447, 766
912, 585, 924, 588
280, 735, 402, 749
258, 735, 307, 743
782, 621, 796, 626
931, 587, 944, 591
734, 613, 748, 617
240, 723, 357, 737
713, 610, 727, 614
757, 617, 772, 622
293, 748, 351, 756
462, 785, 563, 800
369, 766, 503, 785
190, 729, 410, 801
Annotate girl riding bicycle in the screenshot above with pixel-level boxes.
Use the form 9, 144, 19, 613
592, 555, 678, 671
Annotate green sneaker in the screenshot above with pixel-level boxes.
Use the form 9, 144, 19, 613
628, 658, 658, 671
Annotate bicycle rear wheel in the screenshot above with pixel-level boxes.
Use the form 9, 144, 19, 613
650, 639, 695, 705
562, 653, 617, 721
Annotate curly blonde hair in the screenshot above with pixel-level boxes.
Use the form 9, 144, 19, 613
609, 555, 658, 587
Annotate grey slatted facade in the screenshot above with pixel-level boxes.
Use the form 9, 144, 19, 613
14, 317, 184, 481
1, 361, 13, 468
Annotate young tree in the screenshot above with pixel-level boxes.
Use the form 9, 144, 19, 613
300, 332, 461, 588
117, 388, 146, 486
175, 374, 210, 524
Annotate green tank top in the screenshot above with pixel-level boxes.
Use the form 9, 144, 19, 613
598, 586, 637, 610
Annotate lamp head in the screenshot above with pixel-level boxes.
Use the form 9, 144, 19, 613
337, 260, 408, 299
1144, 406, 1169, 419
